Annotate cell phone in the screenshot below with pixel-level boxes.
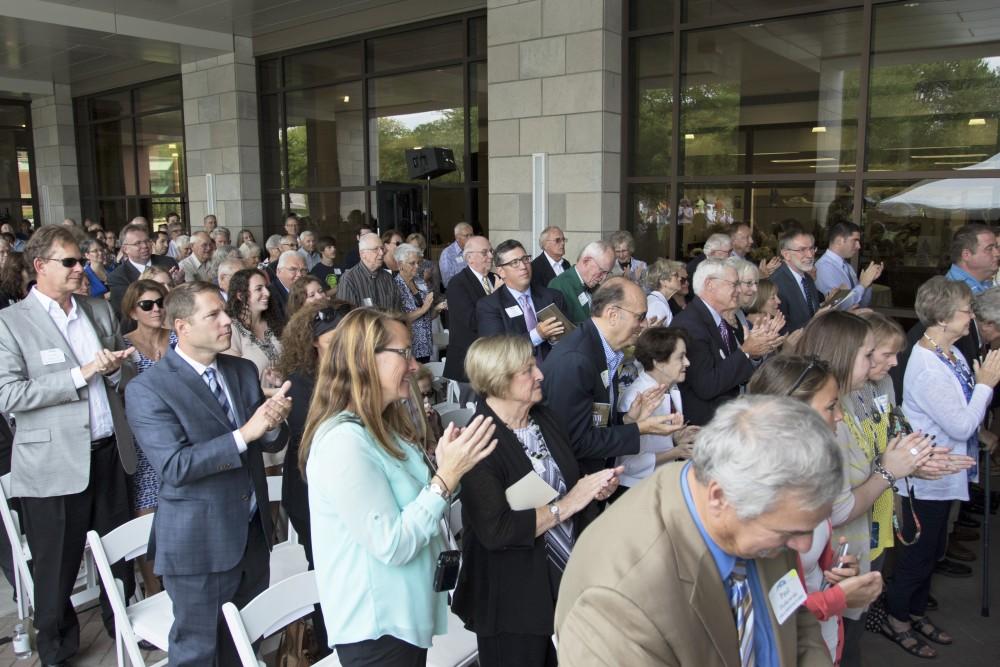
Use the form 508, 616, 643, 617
821, 542, 850, 591
433, 549, 461, 592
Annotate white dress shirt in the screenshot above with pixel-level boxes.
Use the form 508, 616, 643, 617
173, 345, 247, 453
616, 372, 682, 487
545, 252, 566, 277
32, 288, 115, 440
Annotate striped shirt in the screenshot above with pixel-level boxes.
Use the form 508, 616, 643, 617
338, 263, 403, 312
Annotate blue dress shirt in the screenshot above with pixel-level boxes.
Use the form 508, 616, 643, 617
946, 264, 993, 295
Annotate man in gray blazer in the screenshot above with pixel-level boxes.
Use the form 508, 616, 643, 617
0, 224, 137, 666
126, 281, 291, 667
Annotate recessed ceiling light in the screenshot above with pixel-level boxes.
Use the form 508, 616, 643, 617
342, 96, 350, 103
812, 126, 827, 133
904, 2, 919, 7
684, 133, 695, 140
969, 118, 986, 126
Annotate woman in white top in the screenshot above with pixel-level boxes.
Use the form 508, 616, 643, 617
643, 259, 687, 327
615, 327, 698, 489
884, 277, 999, 659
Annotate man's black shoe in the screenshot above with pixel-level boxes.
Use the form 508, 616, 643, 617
934, 558, 972, 577
926, 593, 938, 610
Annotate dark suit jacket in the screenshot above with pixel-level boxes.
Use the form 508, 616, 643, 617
453, 401, 595, 637
771, 263, 821, 334
531, 253, 571, 294
281, 371, 314, 524
268, 280, 291, 327
540, 319, 640, 475
108, 255, 178, 316
476, 285, 566, 361
443, 267, 497, 381
671, 297, 755, 426
125, 349, 287, 575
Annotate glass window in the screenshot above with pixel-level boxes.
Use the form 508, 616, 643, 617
868, 2, 1000, 173
367, 23, 464, 72
135, 111, 185, 195
630, 0, 673, 31
293, 190, 370, 243
260, 95, 283, 190
94, 121, 136, 197
259, 59, 281, 92
135, 80, 182, 114
469, 17, 486, 57
685, 1, 851, 23
630, 34, 673, 177
860, 178, 995, 307
626, 184, 673, 262
677, 181, 853, 261
285, 82, 365, 190
471, 63, 487, 184
284, 43, 363, 87
368, 67, 465, 184
0, 105, 27, 129
96, 199, 127, 230
680, 11, 862, 176
90, 91, 131, 121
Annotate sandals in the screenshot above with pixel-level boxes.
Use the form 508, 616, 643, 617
880, 622, 937, 659
910, 616, 953, 645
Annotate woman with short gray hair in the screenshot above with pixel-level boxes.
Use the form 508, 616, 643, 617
644, 258, 686, 326
882, 276, 1000, 658
725, 256, 760, 333
173, 234, 192, 261
394, 242, 445, 362
973, 286, 1000, 343
609, 230, 647, 284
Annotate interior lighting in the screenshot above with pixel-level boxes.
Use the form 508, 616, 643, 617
812, 126, 827, 133
343, 96, 350, 103
969, 118, 987, 126
684, 133, 695, 140
168, 143, 176, 149
170, 153, 179, 158
771, 157, 836, 163
910, 153, 987, 159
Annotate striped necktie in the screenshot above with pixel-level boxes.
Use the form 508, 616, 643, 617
482, 275, 493, 294
730, 558, 756, 667
203, 367, 256, 518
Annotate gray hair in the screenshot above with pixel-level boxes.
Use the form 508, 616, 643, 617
692, 396, 844, 520
211, 226, 231, 241
298, 230, 315, 241
217, 258, 243, 281
454, 222, 473, 235
539, 225, 563, 246
915, 275, 972, 327
578, 240, 613, 263
239, 242, 261, 260
725, 256, 758, 281
212, 244, 240, 262
175, 235, 191, 252
277, 250, 305, 268
393, 242, 423, 264
264, 234, 282, 250
703, 233, 732, 254
608, 230, 635, 252
79, 238, 104, 256
692, 258, 731, 296
974, 286, 1000, 325
645, 258, 684, 291
358, 232, 380, 251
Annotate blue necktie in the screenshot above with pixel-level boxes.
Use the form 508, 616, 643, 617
203, 367, 256, 519
730, 559, 756, 667
843, 260, 856, 288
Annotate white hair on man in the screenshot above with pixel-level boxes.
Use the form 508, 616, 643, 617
691, 258, 731, 296
724, 256, 758, 281
217, 258, 244, 282
577, 240, 613, 262
277, 250, 302, 268
454, 222, 473, 235
538, 225, 562, 246
298, 230, 315, 241
692, 395, 843, 520
175, 235, 191, 252
703, 233, 732, 255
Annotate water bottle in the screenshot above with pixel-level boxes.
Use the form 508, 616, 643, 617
12, 623, 31, 660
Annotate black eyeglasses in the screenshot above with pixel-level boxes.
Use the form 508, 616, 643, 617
137, 298, 164, 311
377, 346, 413, 360
497, 255, 531, 268
614, 304, 647, 322
787, 357, 822, 396
40, 256, 83, 268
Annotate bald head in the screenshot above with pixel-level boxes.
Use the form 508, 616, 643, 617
592, 277, 649, 350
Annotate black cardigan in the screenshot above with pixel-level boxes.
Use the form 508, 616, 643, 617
451, 401, 597, 637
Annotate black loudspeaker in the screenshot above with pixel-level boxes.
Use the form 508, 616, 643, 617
375, 181, 422, 237
405, 147, 457, 180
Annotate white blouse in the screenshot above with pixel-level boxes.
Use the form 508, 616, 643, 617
615, 371, 682, 488
646, 291, 673, 328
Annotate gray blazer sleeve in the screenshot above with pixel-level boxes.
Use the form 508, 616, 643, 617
0, 316, 79, 413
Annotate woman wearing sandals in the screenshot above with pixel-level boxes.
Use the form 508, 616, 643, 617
884, 276, 1000, 659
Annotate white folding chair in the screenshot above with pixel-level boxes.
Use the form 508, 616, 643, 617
448, 498, 463, 539
428, 609, 479, 667
266, 475, 298, 545
438, 407, 475, 429
87, 514, 173, 667
424, 360, 446, 378
222, 570, 341, 667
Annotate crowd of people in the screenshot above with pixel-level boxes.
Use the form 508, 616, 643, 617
0, 211, 996, 667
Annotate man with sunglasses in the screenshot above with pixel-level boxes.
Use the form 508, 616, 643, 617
108, 222, 180, 317
478, 239, 567, 361
442, 235, 501, 381
0, 225, 138, 666
548, 240, 616, 325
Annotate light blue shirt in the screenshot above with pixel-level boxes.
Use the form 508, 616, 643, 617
307, 412, 449, 648
439, 241, 465, 287
680, 462, 778, 667
946, 264, 993, 295
594, 323, 624, 407
815, 250, 871, 309
505, 285, 544, 346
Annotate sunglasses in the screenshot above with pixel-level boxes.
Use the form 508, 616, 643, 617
787, 357, 822, 396
137, 298, 164, 311
40, 256, 83, 268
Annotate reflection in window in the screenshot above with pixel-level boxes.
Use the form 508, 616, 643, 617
286, 83, 364, 191
680, 11, 861, 176
367, 23, 464, 72
631, 35, 673, 177
368, 68, 465, 185
94, 121, 136, 197
868, 2, 1000, 172
136, 111, 184, 195
684, 1, 849, 23
627, 184, 673, 260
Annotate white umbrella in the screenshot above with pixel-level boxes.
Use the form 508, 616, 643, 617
876, 153, 1000, 219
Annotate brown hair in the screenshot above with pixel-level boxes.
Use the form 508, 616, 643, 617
299, 309, 418, 478
0, 252, 28, 300
164, 281, 220, 330
287, 275, 327, 318
634, 327, 689, 372
857, 310, 906, 353
275, 299, 353, 379
121, 279, 168, 321
792, 311, 872, 394
748, 355, 836, 402
24, 225, 78, 268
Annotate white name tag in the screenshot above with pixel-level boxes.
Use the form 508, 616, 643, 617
768, 569, 808, 625
455, 255, 465, 264
334, 268, 342, 276
40, 348, 66, 365
874, 394, 890, 414
505, 305, 523, 318
600, 370, 610, 388
578, 291, 590, 306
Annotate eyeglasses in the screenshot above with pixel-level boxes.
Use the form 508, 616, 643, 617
710, 277, 738, 288
787, 357, 822, 396
614, 304, 647, 322
377, 346, 413, 360
361, 246, 385, 254
739, 280, 758, 288
548, 236, 567, 244
465, 249, 493, 258
281, 243, 300, 250
497, 254, 531, 268
137, 298, 164, 311
786, 246, 817, 254
40, 256, 84, 268
124, 239, 151, 247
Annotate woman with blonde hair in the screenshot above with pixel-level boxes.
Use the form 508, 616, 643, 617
301, 308, 497, 665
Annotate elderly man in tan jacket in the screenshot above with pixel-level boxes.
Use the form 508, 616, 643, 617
555, 396, 842, 667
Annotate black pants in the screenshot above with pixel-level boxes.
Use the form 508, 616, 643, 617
20, 438, 132, 664
477, 632, 558, 667
886, 497, 951, 622
840, 616, 866, 667
336, 634, 427, 667
288, 510, 330, 657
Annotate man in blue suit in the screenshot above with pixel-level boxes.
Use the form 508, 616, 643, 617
477, 239, 567, 360
125, 281, 291, 667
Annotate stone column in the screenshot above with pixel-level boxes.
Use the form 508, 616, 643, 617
182, 36, 263, 238
31, 84, 81, 225
487, 0, 622, 257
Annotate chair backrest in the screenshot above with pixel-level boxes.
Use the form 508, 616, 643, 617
222, 570, 322, 667
266, 475, 282, 503
448, 498, 463, 538
424, 361, 446, 378
100, 513, 154, 564
0, 473, 32, 595
439, 407, 475, 429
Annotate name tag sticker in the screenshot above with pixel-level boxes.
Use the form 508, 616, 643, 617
334, 268, 342, 275
505, 305, 523, 318
40, 348, 65, 365
455, 255, 465, 264
768, 569, 807, 625
578, 292, 590, 306
719, 348, 727, 360
600, 370, 610, 388
874, 394, 890, 414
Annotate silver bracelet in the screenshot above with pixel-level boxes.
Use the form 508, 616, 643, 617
873, 455, 898, 492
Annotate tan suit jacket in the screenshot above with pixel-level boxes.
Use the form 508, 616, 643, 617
555, 462, 832, 667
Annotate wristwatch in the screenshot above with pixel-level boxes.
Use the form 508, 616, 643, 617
548, 503, 562, 523
429, 481, 451, 501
